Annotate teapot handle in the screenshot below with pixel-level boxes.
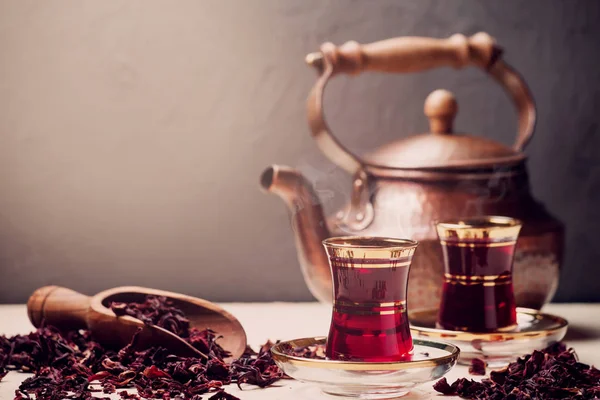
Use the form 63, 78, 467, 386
306, 32, 536, 175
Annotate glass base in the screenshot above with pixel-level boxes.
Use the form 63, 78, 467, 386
322, 386, 409, 399
435, 322, 519, 333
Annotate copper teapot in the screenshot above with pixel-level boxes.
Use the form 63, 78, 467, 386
260, 33, 563, 310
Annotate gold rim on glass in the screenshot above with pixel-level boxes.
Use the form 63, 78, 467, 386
409, 308, 568, 341
435, 215, 522, 241
270, 337, 459, 371
323, 236, 418, 259
323, 236, 418, 249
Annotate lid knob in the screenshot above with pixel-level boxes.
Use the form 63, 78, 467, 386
424, 89, 458, 134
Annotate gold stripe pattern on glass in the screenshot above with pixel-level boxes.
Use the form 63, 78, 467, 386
333, 300, 406, 315
335, 299, 406, 307
444, 273, 512, 286
444, 279, 512, 287
439, 240, 516, 248
333, 308, 406, 315
331, 261, 412, 269
444, 273, 511, 281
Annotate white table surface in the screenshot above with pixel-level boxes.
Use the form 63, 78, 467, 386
1, 303, 599, 399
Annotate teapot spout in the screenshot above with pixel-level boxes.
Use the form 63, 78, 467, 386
260, 165, 332, 303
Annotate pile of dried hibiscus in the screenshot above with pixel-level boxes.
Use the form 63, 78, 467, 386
0, 296, 285, 400
434, 342, 600, 399
3, 295, 600, 400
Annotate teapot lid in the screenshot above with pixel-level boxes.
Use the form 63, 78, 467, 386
363, 89, 525, 170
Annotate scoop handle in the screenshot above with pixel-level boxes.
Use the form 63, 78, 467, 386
27, 285, 91, 330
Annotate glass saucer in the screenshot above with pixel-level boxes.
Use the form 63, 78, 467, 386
409, 307, 568, 367
270, 336, 459, 399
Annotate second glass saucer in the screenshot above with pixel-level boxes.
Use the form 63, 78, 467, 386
409, 307, 568, 367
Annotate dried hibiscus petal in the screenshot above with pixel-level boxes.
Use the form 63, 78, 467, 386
208, 390, 241, 399
433, 377, 457, 395
118, 390, 140, 399
142, 365, 171, 379
469, 358, 487, 375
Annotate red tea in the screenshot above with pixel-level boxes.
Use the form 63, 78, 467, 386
435, 217, 522, 333
437, 239, 517, 331
323, 237, 417, 362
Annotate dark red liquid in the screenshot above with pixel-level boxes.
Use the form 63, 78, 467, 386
437, 239, 517, 332
326, 257, 413, 362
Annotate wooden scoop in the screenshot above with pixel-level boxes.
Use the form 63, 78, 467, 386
27, 286, 247, 359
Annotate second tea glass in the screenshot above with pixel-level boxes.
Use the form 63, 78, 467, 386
322, 237, 418, 362
436, 216, 522, 332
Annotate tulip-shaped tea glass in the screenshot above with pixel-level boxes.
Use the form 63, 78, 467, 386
436, 216, 522, 332
322, 237, 418, 362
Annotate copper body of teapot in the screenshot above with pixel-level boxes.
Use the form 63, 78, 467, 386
260, 33, 564, 310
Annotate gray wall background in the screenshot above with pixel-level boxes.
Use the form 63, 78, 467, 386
0, 0, 598, 303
